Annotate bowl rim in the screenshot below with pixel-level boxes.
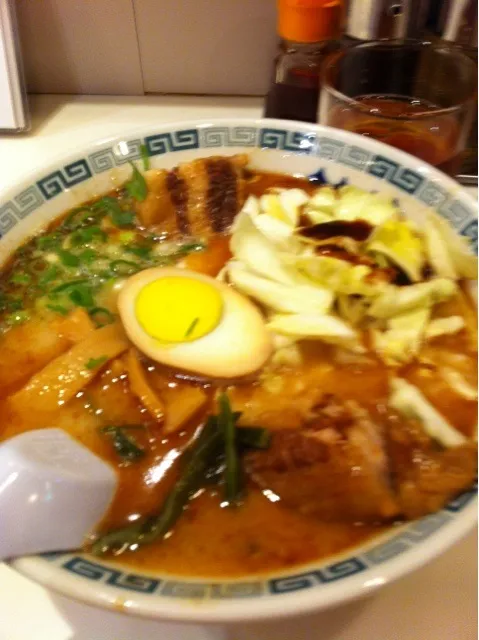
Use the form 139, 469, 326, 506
2, 117, 477, 622
12, 503, 477, 622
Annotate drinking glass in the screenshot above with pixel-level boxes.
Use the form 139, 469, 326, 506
319, 40, 477, 176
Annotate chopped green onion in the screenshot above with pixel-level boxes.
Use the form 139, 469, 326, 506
79, 248, 98, 264
46, 303, 69, 315
4, 310, 30, 326
98, 425, 145, 463
70, 226, 107, 246
125, 162, 148, 202
38, 265, 61, 286
36, 233, 61, 250
10, 272, 31, 285
140, 143, 150, 171
0, 296, 24, 312
89, 307, 115, 327
110, 259, 140, 276
111, 210, 135, 228
85, 356, 108, 370
125, 244, 152, 258
118, 231, 136, 244
184, 317, 199, 338
69, 285, 95, 308
57, 249, 80, 267
61, 207, 97, 231
52, 279, 89, 293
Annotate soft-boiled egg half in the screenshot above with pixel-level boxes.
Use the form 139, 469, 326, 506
118, 267, 273, 378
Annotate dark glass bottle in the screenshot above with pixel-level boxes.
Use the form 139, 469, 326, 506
264, 0, 343, 123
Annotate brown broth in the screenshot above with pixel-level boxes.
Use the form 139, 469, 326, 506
0, 169, 476, 579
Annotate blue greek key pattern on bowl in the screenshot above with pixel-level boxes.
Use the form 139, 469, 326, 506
39, 483, 475, 600
89, 139, 142, 174
317, 137, 344, 160
200, 126, 258, 148
367, 155, 424, 194
338, 145, 372, 169
145, 129, 199, 157
259, 128, 316, 154
461, 220, 478, 254
37, 160, 93, 200
1, 126, 476, 249
440, 199, 472, 229
418, 181, 449, 208
362, 511, 452, 565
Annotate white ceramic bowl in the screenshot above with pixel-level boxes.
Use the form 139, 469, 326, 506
1, 119, 477, 622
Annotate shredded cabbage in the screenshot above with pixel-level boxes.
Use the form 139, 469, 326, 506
367, 219, 424, 282
267, 313, 364, 351
425, 316, 465, 340
334, 186, 400, 226
227, 261, 333, 315
389, 378, 466, 447
229, 212, 296, 285
440, 367, 478, 401
368, 279, 457, 319
228, 185, 475, 363
373, 308, 430, 365
423, 210, 477, 279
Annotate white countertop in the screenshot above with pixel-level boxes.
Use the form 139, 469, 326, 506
0, 94, 477, 640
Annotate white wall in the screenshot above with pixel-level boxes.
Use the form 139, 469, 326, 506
16, 0, 277, 96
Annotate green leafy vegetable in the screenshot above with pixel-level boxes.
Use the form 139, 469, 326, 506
91, 405, 272, 555
86, 356, 108, 370
140, 143, 150, 171
218, 393, 242, 505
98, 425, 146, 463
237, 426, 271, 450
91, 417, 223, 554
125, 162, 148, 202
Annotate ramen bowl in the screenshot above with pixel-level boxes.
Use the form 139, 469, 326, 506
0, 118, 476, 622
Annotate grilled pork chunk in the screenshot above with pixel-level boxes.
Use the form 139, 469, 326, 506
135, 155, 248, 236
246, 396, 401, 523
386, 415, 477, 519
246, 395, 477, 523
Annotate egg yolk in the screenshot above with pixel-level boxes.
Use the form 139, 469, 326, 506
135, 276, 223, 343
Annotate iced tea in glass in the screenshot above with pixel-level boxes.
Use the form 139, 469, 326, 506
319, 40, 477, 176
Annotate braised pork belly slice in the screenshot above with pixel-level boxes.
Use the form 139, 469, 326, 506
245, 396, 401, 523
135, 154, 248, 236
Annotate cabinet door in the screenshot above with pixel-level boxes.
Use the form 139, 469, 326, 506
133, 0, 277, 95
16, 0, 143, 95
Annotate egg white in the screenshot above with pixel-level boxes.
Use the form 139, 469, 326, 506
118, 267, 273, 378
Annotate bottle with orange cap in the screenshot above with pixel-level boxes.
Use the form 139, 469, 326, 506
264, 0, 344, 122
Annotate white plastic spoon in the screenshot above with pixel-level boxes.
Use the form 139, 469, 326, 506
0, 429, 117, 560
